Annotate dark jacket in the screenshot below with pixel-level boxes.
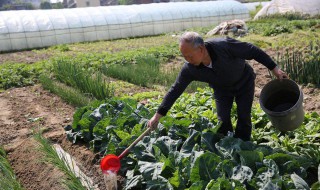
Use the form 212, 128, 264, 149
157, 37, 277, 116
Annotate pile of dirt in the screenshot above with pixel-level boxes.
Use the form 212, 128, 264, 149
206, 19, 248, 37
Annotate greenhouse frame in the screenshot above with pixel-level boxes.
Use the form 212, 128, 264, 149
0, 1, 249, 52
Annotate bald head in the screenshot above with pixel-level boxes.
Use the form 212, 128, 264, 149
179, 32, 208, 66
179, 32, 204, 49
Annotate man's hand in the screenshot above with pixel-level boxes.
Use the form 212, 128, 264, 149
272, 66, 288, 79
148, 113, 163, 131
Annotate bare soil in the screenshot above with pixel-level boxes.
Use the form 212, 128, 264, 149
0, 85, 108, 189
0, 50, 319, 190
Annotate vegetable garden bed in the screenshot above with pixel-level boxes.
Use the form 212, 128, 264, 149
0, 15, 320, 190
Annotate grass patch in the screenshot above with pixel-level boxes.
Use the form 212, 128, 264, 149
34, 34, 178, 58
276, 41, 320, 86
40, 75, 92, 107
249, 3, 263, 19
34, 132, 91, 190
51, 58, 114, 100
0, 147, 24, 190
247, 17, 320, 37
103, 54, 208, 92
242, 28, 320, 49
256, 12, 320, 21
103, 54, 174, 87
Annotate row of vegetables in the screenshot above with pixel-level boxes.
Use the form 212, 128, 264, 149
65, 88, 320, 189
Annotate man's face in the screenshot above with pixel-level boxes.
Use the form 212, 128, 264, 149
179, 42, 204, 66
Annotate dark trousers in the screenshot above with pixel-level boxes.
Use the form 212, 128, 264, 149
214, 79, 255, 141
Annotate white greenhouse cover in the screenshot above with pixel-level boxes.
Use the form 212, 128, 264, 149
0, 1, 249, 52
254, 0, 320, 20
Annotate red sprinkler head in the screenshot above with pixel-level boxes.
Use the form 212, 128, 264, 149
100, 127, 152, 174
100, 154, 121, 174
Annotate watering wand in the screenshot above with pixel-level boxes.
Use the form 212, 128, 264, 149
100, 127, 152, 174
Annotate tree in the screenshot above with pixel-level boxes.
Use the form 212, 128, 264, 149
1, 4, 11, 10
52, 2, 63, 9
0, 0, 10, 7
40, 1, 52, 9
25, 2, 34, 10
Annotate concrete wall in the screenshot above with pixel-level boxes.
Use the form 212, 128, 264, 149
76, 0, 100, 7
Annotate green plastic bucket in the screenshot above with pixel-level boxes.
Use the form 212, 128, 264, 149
259, 79, 304, 132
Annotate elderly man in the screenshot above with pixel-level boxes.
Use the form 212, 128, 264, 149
148, 32, 287, 141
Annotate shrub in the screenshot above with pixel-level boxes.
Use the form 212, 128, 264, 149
276, 41, 320, 86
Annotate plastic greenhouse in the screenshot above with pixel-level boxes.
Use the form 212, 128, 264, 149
254, 0, 320, 20
0, 1, 249, 52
